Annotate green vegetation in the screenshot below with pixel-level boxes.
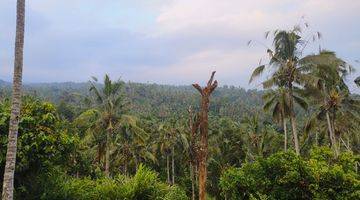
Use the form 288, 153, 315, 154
220, 148, 359, 200
1, 24, 359, 199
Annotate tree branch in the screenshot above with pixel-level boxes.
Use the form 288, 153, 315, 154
192, 84, 203, 95
207, 71, 216, 87
209, 80, 218, 94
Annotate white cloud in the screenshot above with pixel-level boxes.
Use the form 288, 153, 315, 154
130, 48, 265, 87
154, 0, 360, 37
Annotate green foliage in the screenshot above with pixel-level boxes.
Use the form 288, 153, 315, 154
0, 97, 78, 198
39, 165, 188, 200
220, 147, 360, 200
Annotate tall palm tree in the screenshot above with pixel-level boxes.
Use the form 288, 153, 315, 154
263, 87, 291, 151
88, 74, 127, 176
158, 121, 179, 185
2, 1, 26, 199
302, 51, 359, 155
250, 27, 314, 155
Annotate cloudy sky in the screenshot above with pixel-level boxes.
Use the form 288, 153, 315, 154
0, 0, 359, 91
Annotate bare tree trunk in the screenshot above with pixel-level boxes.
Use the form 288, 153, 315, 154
192, 71, 218, 200
166, 154, 170, 184
2, 1, 25, 199
283, 118, 287, 152
171, 146, 175, 185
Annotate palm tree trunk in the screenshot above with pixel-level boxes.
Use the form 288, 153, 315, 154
195, 164, 198, 184
290, 114, 300, 155
2, 1, 25, 199
105, 127, 111, 177
289, 88, 300, 155
171, 146, 175, 185
326, 111, 338, 156
283, 118, 287, 152
124, 163, 127, 176
166, 154, 170, 184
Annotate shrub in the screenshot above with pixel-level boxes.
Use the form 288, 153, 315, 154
39, 165, 188, 200
220, 147, 360, 200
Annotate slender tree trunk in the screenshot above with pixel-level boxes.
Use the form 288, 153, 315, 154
166, 154, 170, 184
171, 146, 175, 185
105, 126, 112, 177
190, 162, 196, 200
192, 71, 217, 200
188, 105, 200, 199
134, 155, 139, 171
2, 1, 25, 199
326, 112, 338, 156
124, 164, 127, 176
195, 165, 198, 183
331, 111, 340, 156
290, 115, 300, 155
283, 118, 287, 152
198, 128, 208, 200
288, 88, 300, 155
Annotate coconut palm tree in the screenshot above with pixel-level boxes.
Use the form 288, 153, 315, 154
263, 87, 291, 151
250, 26, 315, 155
302, 51, 359, 155
2, 1, 26, 199
112, 115, 154, 174
88, 74, 127, 176
241, 115, 280, 161
158, 121, 180, 185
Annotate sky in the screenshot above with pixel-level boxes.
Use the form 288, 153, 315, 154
0, 0, 359, 92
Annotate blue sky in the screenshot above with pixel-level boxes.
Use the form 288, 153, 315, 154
0, 0, 359, 92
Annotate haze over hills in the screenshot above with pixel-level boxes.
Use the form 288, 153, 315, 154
0, 79, 265, 121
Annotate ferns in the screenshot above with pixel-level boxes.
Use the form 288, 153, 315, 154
39, 165, 187, 200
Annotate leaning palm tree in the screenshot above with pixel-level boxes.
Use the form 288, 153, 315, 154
301, 50, 358, 156
2, 1, 26, 199
250, 26, 315, 155
88, 74, 127, 176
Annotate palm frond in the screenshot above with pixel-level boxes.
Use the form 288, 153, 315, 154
262, 77, 276, 89
293, 95, 308, 111
249, 65, 266, 83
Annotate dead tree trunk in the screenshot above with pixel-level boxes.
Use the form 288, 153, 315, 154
192, 71, 218, 200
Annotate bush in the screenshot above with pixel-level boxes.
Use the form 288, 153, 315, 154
39, 165, 188, 200
219, 147, 360, 200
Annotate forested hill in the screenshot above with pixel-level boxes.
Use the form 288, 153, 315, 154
0, 80, 265, 121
